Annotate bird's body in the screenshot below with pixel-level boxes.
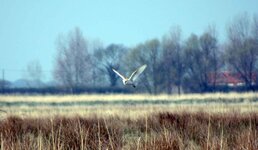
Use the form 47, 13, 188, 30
112, 64, 147, 88
122, 78, 136, 87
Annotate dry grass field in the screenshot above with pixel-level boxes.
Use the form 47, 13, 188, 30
0, 92, 258, 149
0, 92, 258, 118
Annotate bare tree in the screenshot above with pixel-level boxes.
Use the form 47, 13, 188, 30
94, 44, 126, 87
54, 27, 92, 91
126, 39, 161, 94
90, 40, 105, 87
183, 28, 220, 93
26, 60, 43, 87
199, 26, 221, 91
146, 39, 161, 94
162, 26, 184, 94
184, 34, 202, 92
252, 14, 258, 41
253, 15, 258, 84
225, 13, 258, 90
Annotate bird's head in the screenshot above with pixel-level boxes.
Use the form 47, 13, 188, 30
123, 78, 129, 85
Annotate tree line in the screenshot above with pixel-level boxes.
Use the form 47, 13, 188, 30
52, 13, 258, 94
1, 13, 257, 94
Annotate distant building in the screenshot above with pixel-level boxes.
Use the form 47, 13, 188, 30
208, 71, 257, 87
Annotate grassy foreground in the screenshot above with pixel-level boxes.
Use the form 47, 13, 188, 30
0, 92, 258, 149
0, 112, 257, 149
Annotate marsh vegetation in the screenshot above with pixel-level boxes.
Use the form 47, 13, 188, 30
0, 93, 258, 149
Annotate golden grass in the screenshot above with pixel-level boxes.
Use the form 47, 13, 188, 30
0, 92, 257, 102
0, 92, 257, 118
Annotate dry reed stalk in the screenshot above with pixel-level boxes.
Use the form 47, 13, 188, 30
77, 119, 84, 150
77, 118, 84, 150
84, 127, 89, 150
220, 123, 224, 150
145, 116, 148, 150
207, 114, 211, 150
97, 119, 101, 150
248, 114, 252, 148
162, 126, 169, 144
136, 137, 141, 150
1, 133, 3, 150
37, 131, 42, 150
104, 119, 114, 150
57, 119, 63, 150
51, 119, 56, 150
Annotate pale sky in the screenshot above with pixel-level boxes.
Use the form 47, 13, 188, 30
1, 0, 258, 81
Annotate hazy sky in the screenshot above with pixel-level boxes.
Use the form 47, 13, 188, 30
1, 0, 258, 81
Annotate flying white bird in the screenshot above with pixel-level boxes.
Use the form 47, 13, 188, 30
112, 64, 147, 88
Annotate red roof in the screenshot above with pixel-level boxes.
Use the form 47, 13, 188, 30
208, 72, 257, 86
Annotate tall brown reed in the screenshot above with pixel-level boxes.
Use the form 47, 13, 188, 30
0, 112, 257, 149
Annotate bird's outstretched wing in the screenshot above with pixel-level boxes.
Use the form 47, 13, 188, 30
129, 64, 147, 82
112, 69, 126, 80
